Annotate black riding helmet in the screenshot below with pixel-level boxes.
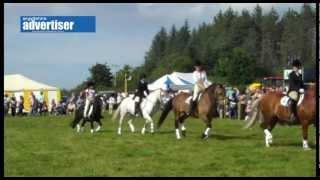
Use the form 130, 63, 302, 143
292, 59, 302, 68
194, 60, 202, 67
140, 73, 146, 79
86, 80, 95, 88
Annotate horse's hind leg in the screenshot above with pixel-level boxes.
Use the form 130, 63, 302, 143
80, 119, 86, 132
261, 117, 277, 147
301, 122, 310, 150
95, 120, 102, 132
128, 119, 135, 133
175, 113, 181, 140
118, 114, 125, 135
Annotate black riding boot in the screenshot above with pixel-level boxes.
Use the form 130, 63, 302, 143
134, 102, 139, 116
189, 100, 197, 115
288, 99, 298, 124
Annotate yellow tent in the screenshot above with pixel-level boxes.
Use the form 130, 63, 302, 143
4, 74, 61, 112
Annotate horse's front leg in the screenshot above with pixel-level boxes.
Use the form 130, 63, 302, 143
118, 114, 124, 135
80, 119, 86, 132
302, 122, 310, 150
95, 120, 102, 132
141, 113, 154, 134
90, 120, 94, 134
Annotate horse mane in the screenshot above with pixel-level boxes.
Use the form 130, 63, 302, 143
203, 83, 222, 94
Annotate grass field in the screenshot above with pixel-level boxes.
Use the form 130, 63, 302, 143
4, 111, 316, 177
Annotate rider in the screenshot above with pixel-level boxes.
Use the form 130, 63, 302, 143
189, 61, 211, 115
287, 59, 304, 124
132, 73, 150, 116
83, 81, 96, 119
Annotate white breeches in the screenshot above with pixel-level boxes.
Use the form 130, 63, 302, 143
192, 81, 206, 101
84, 99, 93, 118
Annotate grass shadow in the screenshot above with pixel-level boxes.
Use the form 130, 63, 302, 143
210, 133, 258, 140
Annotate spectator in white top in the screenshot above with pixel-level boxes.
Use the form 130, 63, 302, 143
108, 95, 115, 114
38, 92, 44, 115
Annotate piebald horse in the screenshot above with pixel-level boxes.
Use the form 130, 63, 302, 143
157, 84, 225, 139
245, 84, 315, 150
70, 95, 104, 133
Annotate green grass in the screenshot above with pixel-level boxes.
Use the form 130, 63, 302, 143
4, 111, 316, 177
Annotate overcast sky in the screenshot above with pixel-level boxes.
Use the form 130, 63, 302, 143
4, 3, 306, 89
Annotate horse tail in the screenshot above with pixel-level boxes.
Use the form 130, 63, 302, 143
244, 98, 263, 129
112, 103, 121, 122
157, 98, 173, 129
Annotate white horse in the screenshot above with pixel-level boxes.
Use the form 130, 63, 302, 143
112, 89, 165, 135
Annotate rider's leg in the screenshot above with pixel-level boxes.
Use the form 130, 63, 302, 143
88, 103, 93, 117
189, 84, 199, 114
83, 99, 90, 118
137, 95, 143, 116
288, 91, 298, 123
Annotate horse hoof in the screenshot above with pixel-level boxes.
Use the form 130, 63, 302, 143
201, 134, 209, 139
303, 147, 311, 151
182, 130, 186, 137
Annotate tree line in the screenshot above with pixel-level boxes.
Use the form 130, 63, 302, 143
68, 4, 316, 95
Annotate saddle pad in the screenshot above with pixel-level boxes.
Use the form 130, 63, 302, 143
280, 96, 290, 107
280, 94, 304, 107
185, 93, 203, 104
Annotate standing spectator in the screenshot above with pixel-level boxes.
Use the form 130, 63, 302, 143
4, 94, 10, 115
76, 91, 85, 109
237, 93, 246, 120
69, 92, 76, 104
38, 92, 44, 115
108, 95, 115, 114
10, 96, 17, 117
42, 101, 48, 114
50, 99, 56, 115
17, 95, 24, 116
29, 92, 37, 115
228, 92, 237, 119
116, 92, 122, 108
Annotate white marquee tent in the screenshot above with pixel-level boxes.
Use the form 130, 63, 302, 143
148, 72, 195, 91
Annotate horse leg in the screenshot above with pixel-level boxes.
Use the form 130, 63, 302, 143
76, 123, 81, 133
179, 113, 188, 137
175, 113, 181, 140
262, 117, 276, 147
90, 120, 94, 134
141, 113, 153, 134
301, 122, 310, 150
95, 120, 102, 132
80, 119, 86, 132
201, 116, 212, 140
118, 114, 124, 135
128, 119, 135, 133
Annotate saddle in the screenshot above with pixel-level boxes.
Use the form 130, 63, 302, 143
185, 92, 203, 104
280, 94, 304, 107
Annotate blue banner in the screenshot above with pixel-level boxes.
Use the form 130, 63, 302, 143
20, 16, 96, 32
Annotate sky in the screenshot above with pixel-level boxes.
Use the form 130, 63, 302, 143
4, 3, 306, 89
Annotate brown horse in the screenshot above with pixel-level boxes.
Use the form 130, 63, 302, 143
157, 84, 225, 139
245, 84, 315, 150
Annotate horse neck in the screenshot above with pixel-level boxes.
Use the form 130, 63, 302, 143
146, 90, 160, 104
